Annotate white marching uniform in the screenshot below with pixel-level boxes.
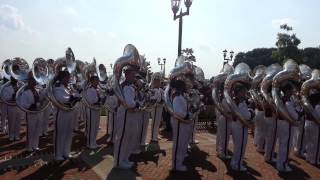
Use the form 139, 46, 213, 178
106, 95, 118, 143
230, 101, 251, 171
85, 87, 101, 149
132, 92, 149, 153
139, 110, 150, 146
190, 111, 199, 144
41, 104, 53, 136
1, 84, 22, 140
171, 94, 192, 171
216, 99, 232, 158
292, 103, 305, 156
276, 99, 299, 171
253, 109, 265, 152
263, 109, 277, 162
19, 89, 43, 150
304, 105, 320, 165
73, 103, 81, 131
53, 84, 77, 160
0, 102, 7, 133
113, 82, 139, 168
150, 88, 164, 142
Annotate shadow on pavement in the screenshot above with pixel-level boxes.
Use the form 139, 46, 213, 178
106, 168, 139, 180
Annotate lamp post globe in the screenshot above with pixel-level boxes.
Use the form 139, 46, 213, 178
171, 0, 181, 15
184, 0, 193, 8
223, 49, 227, 59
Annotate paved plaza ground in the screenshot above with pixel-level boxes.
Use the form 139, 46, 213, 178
0, 116, 319, 180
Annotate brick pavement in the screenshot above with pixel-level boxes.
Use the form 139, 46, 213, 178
0, 116, 319, 180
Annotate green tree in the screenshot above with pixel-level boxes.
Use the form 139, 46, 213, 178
272, 24, 302, 64
182, 48, 196, 62
233, 48, 277, 69
302, 47, 320, 69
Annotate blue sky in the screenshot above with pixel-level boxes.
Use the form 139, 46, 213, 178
0, 0, 319, 78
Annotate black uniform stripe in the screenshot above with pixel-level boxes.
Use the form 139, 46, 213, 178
140, 113, 144, 144
106, 111, 109, 135
54, 110, 60, 155
151, 107, 157, 140
174, 121, 181, 170
117, 110, 128, 166
238, 124, 245, 170
224, 118, 228, 156
89, 109, 92, 146
191, 116, 196, 141
284, 124, 292, 169
315, 126, 320, 164
26, 113, 28, 145
270, 118, 278, 162
111, 112, 115, 141
298, 116, 305, 155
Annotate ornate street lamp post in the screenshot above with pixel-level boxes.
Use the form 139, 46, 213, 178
223, 49, 234, 66
158, 58, 166, 77
171, 0, 193, 57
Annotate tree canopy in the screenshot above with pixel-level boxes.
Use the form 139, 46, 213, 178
233, 24, 320, 69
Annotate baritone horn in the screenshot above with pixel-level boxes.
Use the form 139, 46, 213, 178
16, 58, 50, 112
47, 47, 78, 111
112, 44, 141, 108
272, 59, 300, 126
224, 63, 253, 128
301, 69, 320, 125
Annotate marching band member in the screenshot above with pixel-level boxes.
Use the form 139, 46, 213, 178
0, 78, 9, 134
189, 87, 202, 145
105, 89, 118, 144
304, 93, 320, 165
171, 79, 192, 172
253, 102, 266, 153
292, 92, 306, 157
40, 84, 53, 136
263, 97, 277, 163
41, 103, 53, 136
276, 82, 299, 172
113, 66, 140, 169
230, 84, 252, 172
85, 75, 105, 149
132, 78, 149, 154
150, 75, 164, 144
216, 87, 232, 159
53, 70, 81, 160
20, 72, 43, 151
1, 77, 22, 141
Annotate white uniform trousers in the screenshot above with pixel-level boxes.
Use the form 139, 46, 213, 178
0, 103, 7, 132
113, 106, 138, 167
264, 117, 277, 162
26, 112, 42, 150
292, 117, 306, 155
304, 120, 320, 165
73, 103, 81, 131
107, 111, 117, 143
86, 108, 100, 148
276, 119, 294, 170
230, 120, 248, 170
216, 110, 232, 157
41, 105, 52, 135
54, 109, 74, 160
253, 110, 265, 151
151, 105, 163, 142
7, 105, 22, 140
80, 103, 86, 122
139, 111, 149, 146
171, 117, 192, 170
190, 111, 199, 144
